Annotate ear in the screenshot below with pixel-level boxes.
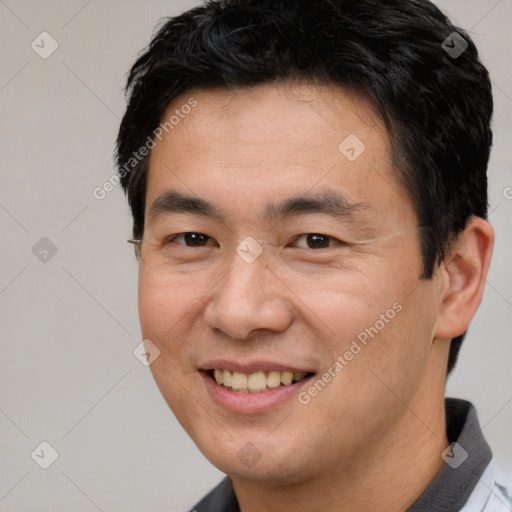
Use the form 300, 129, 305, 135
434, 216, 494, 340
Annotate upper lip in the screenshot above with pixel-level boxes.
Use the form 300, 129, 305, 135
200, 359, 315, 374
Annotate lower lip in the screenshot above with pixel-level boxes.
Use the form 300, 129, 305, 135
200, 371, 314, 414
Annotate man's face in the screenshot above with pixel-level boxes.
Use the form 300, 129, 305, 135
138, 82, 446, 483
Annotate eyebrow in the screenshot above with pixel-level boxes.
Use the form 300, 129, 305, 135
147, 189, 370, 225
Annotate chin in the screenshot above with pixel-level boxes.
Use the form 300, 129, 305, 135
193, 431, 316, 486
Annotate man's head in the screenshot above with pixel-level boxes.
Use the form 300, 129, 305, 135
116, 0, 494, 489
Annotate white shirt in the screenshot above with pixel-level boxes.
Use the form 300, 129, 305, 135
460, 460, 512, 512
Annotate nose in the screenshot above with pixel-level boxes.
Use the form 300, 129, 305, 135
203, 249, 294, 340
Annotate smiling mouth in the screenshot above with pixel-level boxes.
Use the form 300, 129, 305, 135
208, 369, 315, 393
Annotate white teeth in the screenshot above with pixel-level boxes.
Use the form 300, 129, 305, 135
248, 371, 267, 393
211, 369, 310, 393
280, 371, 293, 386
231, 372, 248, 392
222, 369, 232, 387
267, 371, 282, 388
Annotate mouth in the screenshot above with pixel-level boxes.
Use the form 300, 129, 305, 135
199, 361, 317, 413
205, 369, 315, 393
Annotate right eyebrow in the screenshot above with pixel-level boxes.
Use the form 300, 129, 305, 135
147, 190, 224, 223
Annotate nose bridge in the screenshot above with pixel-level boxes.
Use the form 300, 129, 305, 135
203, 246, 293, 339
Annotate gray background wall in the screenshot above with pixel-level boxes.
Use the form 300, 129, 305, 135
0, 1, 510, 510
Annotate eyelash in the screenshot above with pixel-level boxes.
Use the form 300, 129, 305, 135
165, 232, 346, 249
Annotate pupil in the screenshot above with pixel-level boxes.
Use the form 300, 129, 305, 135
308, 234, 328, 248
185, 233, 208, 246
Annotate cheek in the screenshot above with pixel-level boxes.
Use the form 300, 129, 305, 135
309, 260, 436, 395
342, 277, 439, 400
137, 264, 196, 342
286, 266, 391, 337
138, 274, 169, 341
137, 268, 200, 428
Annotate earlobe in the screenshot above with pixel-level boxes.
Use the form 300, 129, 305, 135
433, 216, 494, 340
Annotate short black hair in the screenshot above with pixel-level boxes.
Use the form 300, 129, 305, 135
116, 0, 493, 375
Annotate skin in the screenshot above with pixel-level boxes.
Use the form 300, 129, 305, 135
137, 81, 494, 511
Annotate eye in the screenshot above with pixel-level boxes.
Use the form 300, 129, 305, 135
166, 232, 214, 247
291, 233, 345, 249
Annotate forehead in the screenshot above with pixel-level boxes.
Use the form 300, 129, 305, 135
145, 81, 414, 229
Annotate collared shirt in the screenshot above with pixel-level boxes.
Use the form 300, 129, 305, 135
190, 398, 512, 512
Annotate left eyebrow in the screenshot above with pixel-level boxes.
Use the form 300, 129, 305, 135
147, 188, 371, 225
264, 191, 370, 224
